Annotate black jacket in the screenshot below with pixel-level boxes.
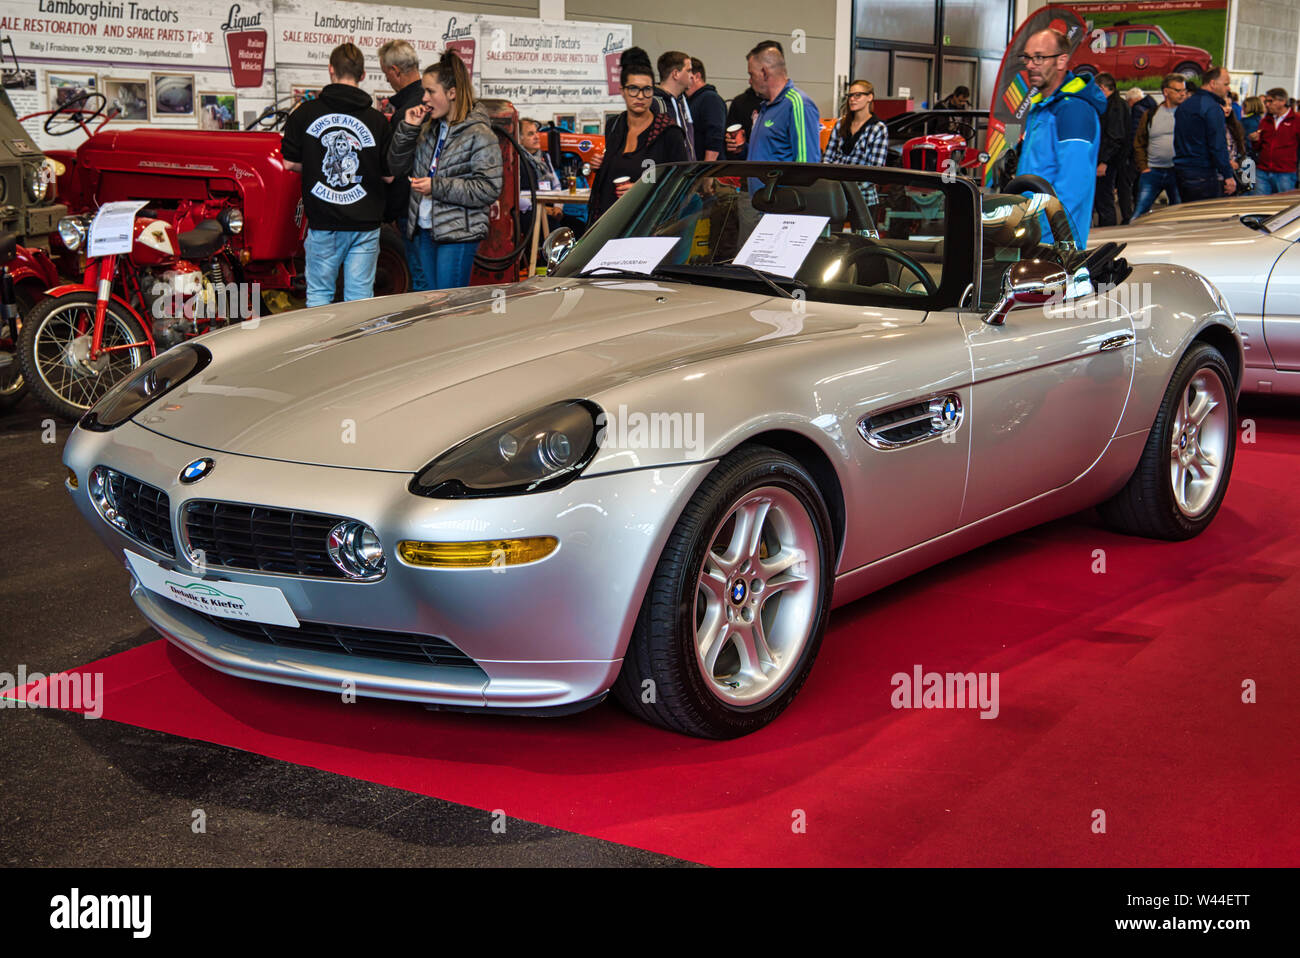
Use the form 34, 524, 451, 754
282, 84, 390, 232
687, 83, 727, 159
384, 78, 426, 222
588, 112, 689, 223
1098, 90, 1131, 167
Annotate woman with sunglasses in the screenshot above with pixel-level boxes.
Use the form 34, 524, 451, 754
588, 47, 689, 223
823, 79, 888, 204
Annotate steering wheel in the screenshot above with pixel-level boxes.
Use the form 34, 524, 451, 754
246, 107, 291, 131
845, 245, 939, 296
951, 121, 977, 142
45, 91, 107, 136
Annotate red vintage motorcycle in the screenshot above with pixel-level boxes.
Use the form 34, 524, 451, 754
17, 209, 248, 421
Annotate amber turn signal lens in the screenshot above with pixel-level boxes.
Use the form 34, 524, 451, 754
65, 467, 78, 489
397, 537, 558, 568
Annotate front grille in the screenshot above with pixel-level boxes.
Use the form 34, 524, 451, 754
183, 501, 351, 579
906, 146, 939, 172
192, 611, 479, 669
105, 471, 174, 556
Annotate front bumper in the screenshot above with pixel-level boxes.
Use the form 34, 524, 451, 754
65, 421, 713, 709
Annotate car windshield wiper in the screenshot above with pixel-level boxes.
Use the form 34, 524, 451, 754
574, 266, 673, 280
656, 261, 806, 299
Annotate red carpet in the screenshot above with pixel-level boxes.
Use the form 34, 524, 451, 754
13, 416, 1300, 866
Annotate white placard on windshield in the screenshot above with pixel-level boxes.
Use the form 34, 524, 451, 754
733, 214, 829, 278
87, 201, 149, 258
581, 237, 680, 275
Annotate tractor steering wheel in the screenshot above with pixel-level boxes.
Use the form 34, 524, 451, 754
246, 107, 291, 131
44, 91, 107, 136
847, 245, 939, 296
952, 121, 977, 143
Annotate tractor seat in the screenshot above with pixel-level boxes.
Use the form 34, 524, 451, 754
178, 220, 225, 259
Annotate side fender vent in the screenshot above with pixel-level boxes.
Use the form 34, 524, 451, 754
859, 394, 963, 450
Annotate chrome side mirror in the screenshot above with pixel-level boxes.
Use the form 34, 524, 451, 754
542, 227, 576, 271
983, 259, 1069, 326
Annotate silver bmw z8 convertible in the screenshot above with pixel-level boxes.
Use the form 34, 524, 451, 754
64, 162, 1242, 738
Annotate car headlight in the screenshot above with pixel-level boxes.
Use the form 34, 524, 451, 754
24, 163, 52, 203
79, 343, 211, 432
410, 399, 602, 498
218, 207, 244, 235
57, 215, 90, 252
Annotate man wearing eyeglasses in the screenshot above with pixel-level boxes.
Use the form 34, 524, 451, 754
1014, 28, 1107, 246
1132, 74, 1189, 218
1249, 88, 1298, 195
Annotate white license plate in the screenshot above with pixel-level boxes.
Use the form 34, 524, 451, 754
125, 551, 300, 628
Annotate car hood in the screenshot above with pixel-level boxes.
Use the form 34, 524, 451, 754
133, 279, 873, 472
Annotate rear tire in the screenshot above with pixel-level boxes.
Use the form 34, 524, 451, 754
17, 291, 150, 422
1098, 342, 1236, 540
613, 445, 835, 738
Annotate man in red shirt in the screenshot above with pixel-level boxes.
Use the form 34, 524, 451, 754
1249, 87, 1299, 194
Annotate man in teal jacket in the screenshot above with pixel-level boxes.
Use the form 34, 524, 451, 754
1015, 28, 1107, 246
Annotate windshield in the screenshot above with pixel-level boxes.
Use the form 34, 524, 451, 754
554, 162, 974, 308
1261, 201, 1300, 236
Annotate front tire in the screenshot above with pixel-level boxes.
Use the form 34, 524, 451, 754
1098, 342, 1236, 539
614, 445, 835, 738
17, 291, 150, 422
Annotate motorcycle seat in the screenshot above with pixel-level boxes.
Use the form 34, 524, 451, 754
178, 220, 225, 259
0, 232, 17, 265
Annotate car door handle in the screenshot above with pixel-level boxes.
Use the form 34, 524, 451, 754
1099, 333, 1135, 352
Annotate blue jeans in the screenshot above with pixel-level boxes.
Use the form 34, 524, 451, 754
305, 228, 380, 307
1255, 169, 1298, 195
1133, 167, 1181, 219
396, 219, 432, 291
407, 231, 479, 290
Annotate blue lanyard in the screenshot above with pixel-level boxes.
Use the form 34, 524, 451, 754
428, 122, 448, 176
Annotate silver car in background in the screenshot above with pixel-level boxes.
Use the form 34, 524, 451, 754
1095, 199, 1300, 394
63, 162, 1241, 738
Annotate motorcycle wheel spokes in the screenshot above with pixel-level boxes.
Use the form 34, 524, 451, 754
34, 304, 146, 410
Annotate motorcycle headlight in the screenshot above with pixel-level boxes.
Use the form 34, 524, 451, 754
79, 343, 211, 432
218, 207, 244, 235
24, 163, 52, 203
57, 215, 90, 252
411, 400, 602, 498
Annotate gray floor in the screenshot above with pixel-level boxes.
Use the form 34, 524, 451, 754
0, 393, 690, 867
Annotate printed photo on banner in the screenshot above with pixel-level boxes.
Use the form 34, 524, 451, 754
199, 93, 239, 130
152, 73, 196, 117
48, 73, 97, 110
3, 65, 34, 91
104, 79, 150, 122
1069, 0, 1227, 90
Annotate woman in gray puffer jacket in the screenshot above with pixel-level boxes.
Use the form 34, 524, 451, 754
388, 51, 503, 290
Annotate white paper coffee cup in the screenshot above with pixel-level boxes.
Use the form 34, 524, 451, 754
613, 176, 631, 185
726, 124, 742, 134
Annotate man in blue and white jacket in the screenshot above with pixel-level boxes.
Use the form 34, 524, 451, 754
1015, 28, 1107, 246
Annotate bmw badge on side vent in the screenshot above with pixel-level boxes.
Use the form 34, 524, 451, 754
179, 458, 214, 484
